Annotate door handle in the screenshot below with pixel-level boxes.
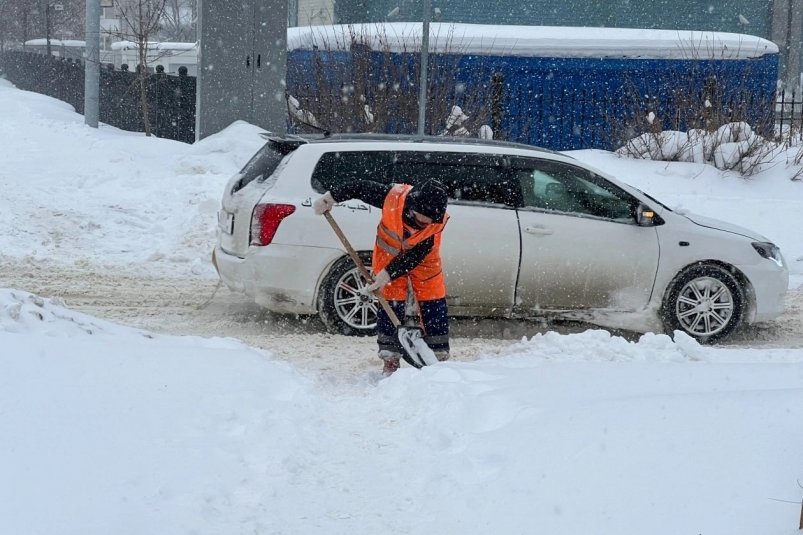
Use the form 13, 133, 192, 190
524, 225, 554, 236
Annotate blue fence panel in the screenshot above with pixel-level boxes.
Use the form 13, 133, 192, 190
286, 48, 778, 150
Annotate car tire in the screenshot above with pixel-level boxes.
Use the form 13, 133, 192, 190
661, 263, 744, 344
317, 253, 377, 336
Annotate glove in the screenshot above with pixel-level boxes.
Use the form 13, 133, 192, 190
363, 270, 391, 294
312, 192, 336, 215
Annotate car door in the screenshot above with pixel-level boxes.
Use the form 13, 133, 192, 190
512, 157, 660, 311
391, 151, 521, 316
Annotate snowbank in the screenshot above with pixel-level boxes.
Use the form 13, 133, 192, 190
2, 294, 803, 534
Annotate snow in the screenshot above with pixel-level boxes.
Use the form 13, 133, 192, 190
155, 42, 198, 51
0, 78, 264, 278
24, 23, 779, 60
2, 78, 803, 534
2, 289, 803, 534
287, 22, 779, 59
24, 38, 87, 48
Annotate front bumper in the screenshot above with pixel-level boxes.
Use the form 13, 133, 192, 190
737, 260, 789, 323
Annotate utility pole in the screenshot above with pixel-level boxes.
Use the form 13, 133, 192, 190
85, 0, 101, 128
44, 2, 51, 56
416, 0, 431, 138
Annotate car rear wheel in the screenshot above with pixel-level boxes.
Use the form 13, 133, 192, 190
318, 253, 377, 336
661, 263, 744, 344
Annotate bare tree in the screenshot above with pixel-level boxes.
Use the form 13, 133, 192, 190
0, 0, 17, 52
42, 0, 85, 41
160, 0, 195, 42
115, 0, 168, 135
287, 24, 497, 138
0, 0, 38, 52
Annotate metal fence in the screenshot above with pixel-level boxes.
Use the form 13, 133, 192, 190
0, 51, 195, 143
775, 88, 803, 138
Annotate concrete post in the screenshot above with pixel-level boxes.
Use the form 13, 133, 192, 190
788, 3, 803, 90
45, 3, 52, 56
84, 0, 101, 128
417, 0, 431, 138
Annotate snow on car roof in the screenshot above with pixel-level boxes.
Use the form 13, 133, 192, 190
309, 133, 560, 153
287, 22, 778, 60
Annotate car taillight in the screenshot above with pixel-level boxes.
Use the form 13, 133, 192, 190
251, 203, 296, 246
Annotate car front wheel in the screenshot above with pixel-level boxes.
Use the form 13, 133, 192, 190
317, 253, 377, 336
661, 263, 744, 344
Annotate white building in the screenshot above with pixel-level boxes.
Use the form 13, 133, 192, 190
110, 41, 198, 75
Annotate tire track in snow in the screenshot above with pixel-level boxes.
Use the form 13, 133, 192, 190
2, 257, 802, 380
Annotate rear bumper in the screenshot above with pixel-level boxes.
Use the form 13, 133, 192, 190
214, 243, 341, 315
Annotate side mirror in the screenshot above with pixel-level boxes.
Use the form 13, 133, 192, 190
635, 203, 664, 226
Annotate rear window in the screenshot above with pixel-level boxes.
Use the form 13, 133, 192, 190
231, 141, 293, 194
311, 151, 395, 193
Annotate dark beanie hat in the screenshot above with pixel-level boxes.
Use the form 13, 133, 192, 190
408, 180, 448, 223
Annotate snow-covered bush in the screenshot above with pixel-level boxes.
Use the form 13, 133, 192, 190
286, 94, 321, 129
617, 121, 782, 175
609, 45, 783, 177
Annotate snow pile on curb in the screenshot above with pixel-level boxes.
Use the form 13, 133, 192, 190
0, 288, 148, 337
0, 288, 269, 353
492, 328, 707, 362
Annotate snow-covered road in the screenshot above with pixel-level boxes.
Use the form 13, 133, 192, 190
3, 257, 801, 381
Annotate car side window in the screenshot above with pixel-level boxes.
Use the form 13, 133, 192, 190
392, 152, 522, 207
311, 151, 395, 193
514, 159, 635, 221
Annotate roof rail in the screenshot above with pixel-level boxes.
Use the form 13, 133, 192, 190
257, 132, 561, 155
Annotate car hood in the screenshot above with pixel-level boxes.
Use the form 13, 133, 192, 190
682, 213, 768, 241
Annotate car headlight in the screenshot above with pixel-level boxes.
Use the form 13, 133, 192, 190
752, 241, 785, 267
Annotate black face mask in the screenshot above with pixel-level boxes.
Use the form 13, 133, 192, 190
404, 207, 426, 230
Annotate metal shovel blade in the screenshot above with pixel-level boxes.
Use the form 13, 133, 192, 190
397, 326, 439, 368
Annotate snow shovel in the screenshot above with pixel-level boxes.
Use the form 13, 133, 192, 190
323, 211, 439, 368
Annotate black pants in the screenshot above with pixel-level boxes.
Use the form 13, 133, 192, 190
376, 297, 449, 356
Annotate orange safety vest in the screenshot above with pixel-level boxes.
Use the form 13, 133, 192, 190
373, 184, 449, 301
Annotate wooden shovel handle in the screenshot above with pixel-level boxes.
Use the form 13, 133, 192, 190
324, 211, 401, 327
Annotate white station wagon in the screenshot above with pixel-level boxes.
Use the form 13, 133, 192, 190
213, 134, 788, 343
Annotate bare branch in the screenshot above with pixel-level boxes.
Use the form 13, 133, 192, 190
107, 0, 169, 136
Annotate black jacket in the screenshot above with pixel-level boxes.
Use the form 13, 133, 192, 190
329, 180, 435, 281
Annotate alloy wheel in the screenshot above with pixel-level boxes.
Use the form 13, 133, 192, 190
674, 276, 735, 337
332, 267, 378, 331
